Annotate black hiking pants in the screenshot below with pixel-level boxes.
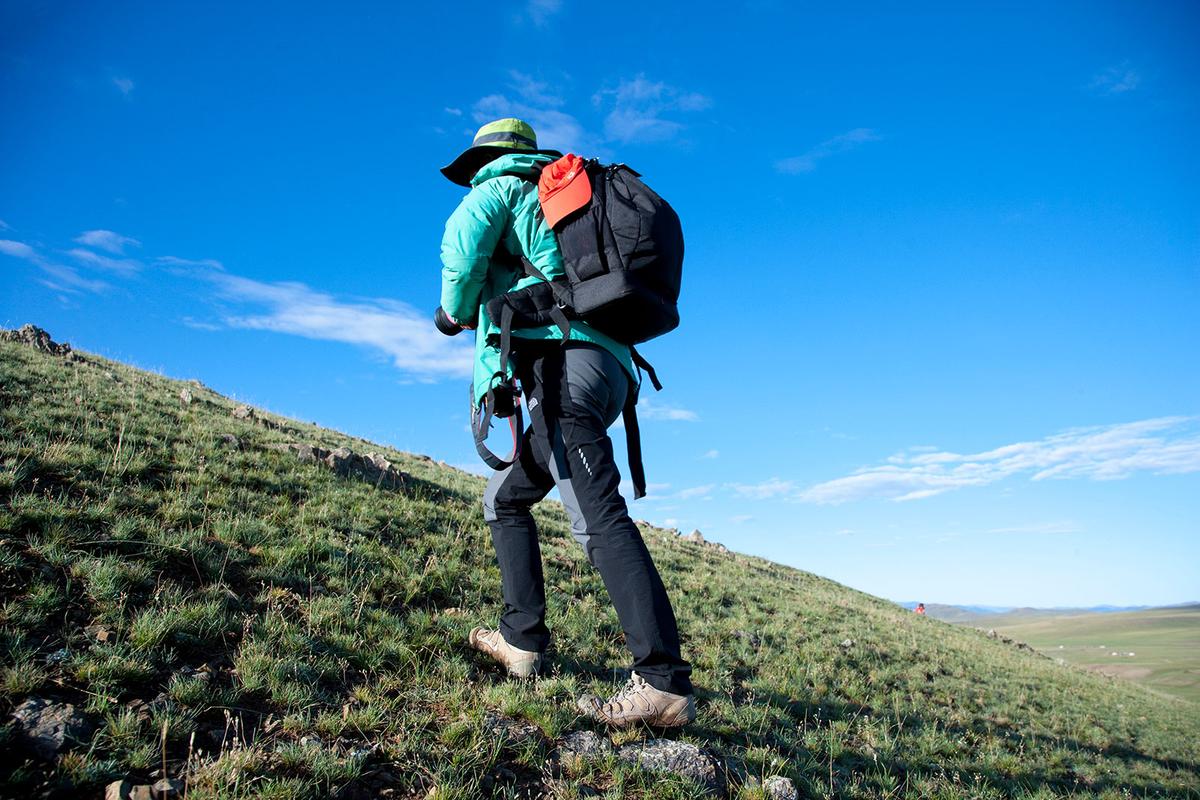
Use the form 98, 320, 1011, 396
482, 341, 693, 696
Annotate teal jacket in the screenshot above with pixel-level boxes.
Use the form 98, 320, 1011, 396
440, 153, 636, 408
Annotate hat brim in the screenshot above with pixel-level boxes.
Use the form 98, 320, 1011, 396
440, 145, 564, 187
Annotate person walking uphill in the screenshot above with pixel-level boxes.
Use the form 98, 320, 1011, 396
437, 118, 695, 727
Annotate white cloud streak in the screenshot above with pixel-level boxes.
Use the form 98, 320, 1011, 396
157, 255, 225, 272
74, 229, 140, 254
775, 128, 881, 174
112, 77, 135, 96
1090, 62, 1140, 95
526, 0, 562, 26
594, 75, 711, 144
0, 240, 37, 259
472, 71, 586, 151
636, 397, 699, 422
68, 248, 141, 276
729, 477, 799, 500
469, 72, 709, 154
797, 417, 1200, 505
1, 238, 110, 294
207, 272, 473, 378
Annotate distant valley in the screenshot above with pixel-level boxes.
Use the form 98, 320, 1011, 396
898, 601, 1200, 703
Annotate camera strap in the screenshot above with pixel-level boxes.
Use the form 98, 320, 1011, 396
472, 379, 523, 471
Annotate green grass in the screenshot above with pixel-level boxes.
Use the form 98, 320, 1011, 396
1, 338, 1198, 799
960, 606, 1200, 704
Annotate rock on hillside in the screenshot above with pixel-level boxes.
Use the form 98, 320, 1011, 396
1, 324, 77, 358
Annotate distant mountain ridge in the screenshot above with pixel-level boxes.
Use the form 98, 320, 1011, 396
896, 600, 1199, 623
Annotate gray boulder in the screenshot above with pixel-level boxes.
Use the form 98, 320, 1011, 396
1, 324, 74, 357
481, 711, 542, 747
617, 738, 724, 796
764, 775, 799, 800
557, 729, 614, 765
10, 697, 93, 759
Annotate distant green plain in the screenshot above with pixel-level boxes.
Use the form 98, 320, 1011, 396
971, 607, 1200, 704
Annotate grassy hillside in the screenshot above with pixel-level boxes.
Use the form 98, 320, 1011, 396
960, 607, 1200, 704
1, 334, 1198, 799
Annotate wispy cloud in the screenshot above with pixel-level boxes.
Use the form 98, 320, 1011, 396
112, 76, 135, 97
675, 484, 716, 500
206, 272, 473, 377
0, 240, 37, 260
157, 255, 225, 273
526, 0, 562, 26
775, 128, 881, 174
701, 449, 720, 459
797, 417, 1200, 504
636, 397, 699, 422
74, 229, 140, 254
443, 107, 463, 117
0, 220, 10, 231
1090, 61, 1140, 95
474, 72, 591, 153
593, 75, 711, 144
68, 248, 141, 276
468, 71, 709, 153
728, 477, 798, 500
1, 238, 110, 294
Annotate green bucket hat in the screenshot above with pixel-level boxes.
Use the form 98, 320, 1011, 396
441, 118, 563, 187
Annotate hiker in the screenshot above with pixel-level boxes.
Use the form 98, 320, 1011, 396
915, 603, 926, 615
436, 118, 695, 727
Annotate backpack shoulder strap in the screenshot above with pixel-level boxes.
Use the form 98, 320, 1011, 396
621, 346, 663, 500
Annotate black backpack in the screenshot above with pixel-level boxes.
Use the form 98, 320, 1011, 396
486, 160, 684, 347
473, 161, 683, 498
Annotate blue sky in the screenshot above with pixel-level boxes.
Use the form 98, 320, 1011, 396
3, 1, 1197, 607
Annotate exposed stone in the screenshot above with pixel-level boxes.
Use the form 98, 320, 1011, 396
1, 324, 74, 357
218, 433, 241, 450
151, 777, 184, 798
482, 712, 542, 747
764, 775, 799, 800
325, 446, 355, 473
104, 779, 133, 800
267, 441, 408, 488
840, 638, 855, 649
85, 624, 115, 643
686, 529, 705, 543
179, 388, 193, 405
130, 787, 153, 800
557, 730, 614, 766
616, 739, 723, 796
231, 404, 255, 420
10, 697, 93, 759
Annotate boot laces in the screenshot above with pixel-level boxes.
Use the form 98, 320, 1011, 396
606, 673, 649, 710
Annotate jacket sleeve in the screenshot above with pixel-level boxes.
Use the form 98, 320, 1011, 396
440, 184, 511, 323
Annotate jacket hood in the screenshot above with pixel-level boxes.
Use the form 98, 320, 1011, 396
470, 152, 556, 187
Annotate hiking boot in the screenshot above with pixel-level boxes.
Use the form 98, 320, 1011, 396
576, 672, 696, 728
468, 627, 543, 678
